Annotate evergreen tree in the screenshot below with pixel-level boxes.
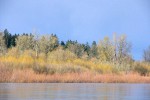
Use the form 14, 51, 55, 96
84, 42, 91, 56
90, 41, 98, 58
60, 41, 65, 48
3, 29, 11, 48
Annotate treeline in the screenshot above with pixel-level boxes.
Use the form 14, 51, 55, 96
0, 29, 150, 76
0, 29, 132, 62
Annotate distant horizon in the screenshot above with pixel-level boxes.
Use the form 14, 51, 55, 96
0, 0, 150, 60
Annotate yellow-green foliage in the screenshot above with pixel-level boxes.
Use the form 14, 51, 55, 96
0, 49, 35, 68
0, 49, 45, 69
0, 47, 124, 74
134, 62, 150, 76
47, 48, 77, 63
73, 59, 113, 73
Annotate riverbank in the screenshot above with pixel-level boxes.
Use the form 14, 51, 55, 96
1, 68, 150, 83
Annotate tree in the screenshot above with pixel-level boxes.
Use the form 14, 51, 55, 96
10, 34, 18, 47
117, 35, 131, 64
65, 40, 84, 58
60, 41, 65, 46
89, 41, 98, 58
39, 34, 59, 56
0, 32, 6, 55
33, 33, 39, 58
60, 41, 65, 49
3, 29, 18, 48
16, 34, 35, 52
143, 46, 150, 62
3, 29, 11, 48
49, 34, 59, 51
84, 42, 91, 56
39, 36, 49, 55
98, 37, 114, 62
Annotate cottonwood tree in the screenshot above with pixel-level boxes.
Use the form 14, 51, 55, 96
16, 34, 35, 52
33, 33, 40, 58
98, 37, 114, 62
117, 34, 132, 64
112, 34, 132, 73
143, 46, 150, 62
97, 34, 132, 67
39, 34, 59, 57
49, 34, 59, 51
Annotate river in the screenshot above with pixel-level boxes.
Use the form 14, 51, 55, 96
0, 83, 150, 100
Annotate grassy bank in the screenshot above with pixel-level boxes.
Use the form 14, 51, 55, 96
1, 68, 150, 83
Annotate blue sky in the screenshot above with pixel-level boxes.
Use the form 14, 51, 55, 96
0, 0, 150, 60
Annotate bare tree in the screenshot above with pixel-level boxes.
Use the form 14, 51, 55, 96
117, 34, 132, 64
143, 46, 150, 62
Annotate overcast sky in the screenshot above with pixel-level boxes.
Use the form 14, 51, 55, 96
0, 0, 150, 60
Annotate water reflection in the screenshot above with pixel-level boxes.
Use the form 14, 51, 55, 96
0, 83, 150, 100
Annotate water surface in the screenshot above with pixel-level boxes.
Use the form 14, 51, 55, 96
0, 83, 150, 100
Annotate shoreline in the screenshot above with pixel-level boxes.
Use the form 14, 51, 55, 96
1, 69, 150, 83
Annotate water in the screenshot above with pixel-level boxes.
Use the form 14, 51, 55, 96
0, 83, 150, 100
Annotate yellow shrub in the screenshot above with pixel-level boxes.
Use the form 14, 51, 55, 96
95, 63, 113, 73
48, 48, 76, 63
134, 62, 150, 76
73, 59, 94, 69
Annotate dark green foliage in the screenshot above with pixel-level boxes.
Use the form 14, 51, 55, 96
60, 41, 65, 46
90, 41, 98, 58
3, 29, 18, 48
3, 29, 11, 48
65, 40, 85, 58
84, 42, 91, 56
10, 34, 18, 46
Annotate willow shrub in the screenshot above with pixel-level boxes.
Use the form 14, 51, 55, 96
47, 48, 77, 63
134, 62, 150, 76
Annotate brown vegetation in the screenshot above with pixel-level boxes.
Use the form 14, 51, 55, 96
0, 65, 150, 83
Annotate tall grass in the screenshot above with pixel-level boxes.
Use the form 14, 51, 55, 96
0, 67, 150, 83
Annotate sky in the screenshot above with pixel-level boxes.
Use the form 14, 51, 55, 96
0, 0, 150, 60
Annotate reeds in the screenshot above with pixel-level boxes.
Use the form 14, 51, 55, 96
0, 67, 150, 83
